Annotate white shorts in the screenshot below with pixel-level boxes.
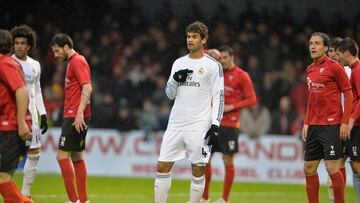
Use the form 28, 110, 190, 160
26, 124, 41, 149
158, 129, 211, 165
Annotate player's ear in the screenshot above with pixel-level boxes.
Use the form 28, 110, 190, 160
344, 50, 351, 58
64, 44, 70, 51
324, 45, 329, 52
202, 37, 207, 46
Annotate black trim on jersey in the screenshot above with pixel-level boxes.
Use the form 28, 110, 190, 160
204, 55, 224, 123
205, 55, 223, 77
217, 90, 224, 122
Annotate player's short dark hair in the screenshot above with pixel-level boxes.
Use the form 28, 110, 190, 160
51, 33, 73, 48
186, 21, 209, 39
10, 24, 36, 52
310, 32, 330, 47
329, 37, 343, 49
337, 37, 359, 57
0, 29, 13, 54
218, 45, 234, 55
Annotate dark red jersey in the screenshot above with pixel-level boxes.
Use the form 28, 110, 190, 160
304, 56, 352, 125
64, 53, 91, 118
221, 65, 256, 128
350, 60, 360, 126
0, 55, 26, 131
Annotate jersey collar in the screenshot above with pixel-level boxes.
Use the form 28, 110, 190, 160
350, 60, 360, 69
313, 55, 327, 66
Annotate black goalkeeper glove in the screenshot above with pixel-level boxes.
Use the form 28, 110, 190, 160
40, 114, 48, 134
173, 69, 193, 82
204, 124, 219, 146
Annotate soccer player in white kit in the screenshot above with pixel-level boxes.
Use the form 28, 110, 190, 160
154, 21, 224, 203
11, 25, 48, 202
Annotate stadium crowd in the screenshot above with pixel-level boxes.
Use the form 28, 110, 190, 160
2, 0, 360, 137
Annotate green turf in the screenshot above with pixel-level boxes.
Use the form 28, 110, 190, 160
4, 173, 356, 203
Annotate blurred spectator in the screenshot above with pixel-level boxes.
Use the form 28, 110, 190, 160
116, 107, 137, 132
139, 99, 159, 141
240, 99, 271, 139
271, 96, 297, 135
92, 92, 118, 128
290, 72, 308, 115
155, 102, 170, 133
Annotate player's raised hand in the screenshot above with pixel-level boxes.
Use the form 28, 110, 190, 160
40, 114, 48, 134
340, 123, 349, 140
301, 124, 308, 142
204, 124, 219, 146
173, 69, 193, 82
73, 113, 87, 133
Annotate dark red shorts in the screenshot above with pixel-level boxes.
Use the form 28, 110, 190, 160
344, 126, 360, 161
59, 117, 91, 152
211, 126, 239, 154
304, 125, 342, 161
0, 131, 27, 172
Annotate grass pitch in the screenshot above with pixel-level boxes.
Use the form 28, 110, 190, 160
5, 173, 356, 203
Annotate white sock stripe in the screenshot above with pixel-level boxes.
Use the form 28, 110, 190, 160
192, 175, 205, 184
156, 172, 171, 179
27, 153, 40, 160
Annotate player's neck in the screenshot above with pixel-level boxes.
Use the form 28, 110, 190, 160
189, 49, 204, 59
349, 57, 359, 68
313, 55, 327, 65
348, 57, 359, 68
66, 49, 76, 59
15, 54, 28, 61
228, 63, 235, 70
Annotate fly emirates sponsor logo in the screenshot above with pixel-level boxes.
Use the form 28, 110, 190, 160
178, 75, 200, 87
307, 77, 325, 92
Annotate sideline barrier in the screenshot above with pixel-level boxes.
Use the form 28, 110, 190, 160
38, 128, 352, 185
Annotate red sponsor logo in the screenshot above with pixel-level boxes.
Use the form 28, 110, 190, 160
237, 140, 303, 161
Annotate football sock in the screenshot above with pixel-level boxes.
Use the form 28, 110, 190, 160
223, 164, 235, 201
73, 160, 87, 203
22, 153, 40, 196
305, 173, 319, 203
330, 171, 345, 203
58, 158, 78, 202
339, 167, 346, 184
352, 173, 360, 202
0, 181, 23, 203
154, 172, 171, 203
190, 175, 205, 203
203, 164, 212, 200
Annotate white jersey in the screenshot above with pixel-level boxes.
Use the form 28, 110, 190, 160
166, 54, 224, 131
12, 55, 46, 127
341, 65, 352, 110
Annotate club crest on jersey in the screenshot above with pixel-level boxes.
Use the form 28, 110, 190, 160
320, 67, 324, 74
198, 67, 204, 75
229, 75, 234, 80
